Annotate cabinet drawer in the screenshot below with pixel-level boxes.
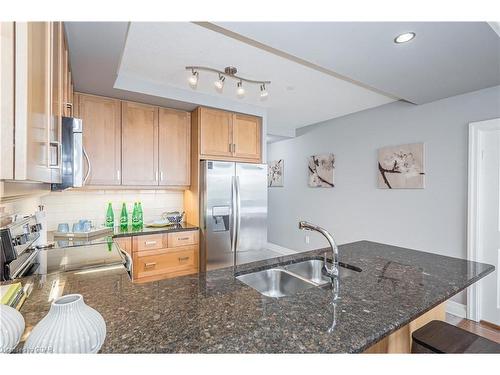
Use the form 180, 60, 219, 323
134, 247, 197, 279
134, 234, 166, 252
167, 230, 198, 247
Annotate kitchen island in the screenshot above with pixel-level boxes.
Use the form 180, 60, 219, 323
14, 241, 494, 353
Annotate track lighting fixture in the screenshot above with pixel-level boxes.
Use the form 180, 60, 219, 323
185, 66, 270, 98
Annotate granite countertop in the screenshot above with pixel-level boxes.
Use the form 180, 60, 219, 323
47, 223, 199, 248
14, 240, 494, 353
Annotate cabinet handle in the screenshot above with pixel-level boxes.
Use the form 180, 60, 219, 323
117, 170, 120, 181
178, 256, 189, 262
155, 171, 158, 181
229, 143, 232, 152
160, 171, 164, 181
233, 143, 236, 153
144, 240, 157, 246
144, 262, 156, 269
49, 142, 61, 168
178, 237, 189, 241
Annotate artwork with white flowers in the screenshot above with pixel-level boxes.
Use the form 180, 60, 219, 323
268, 160, 284, 187
308, 154, 335, 188
377, 143, 425, 189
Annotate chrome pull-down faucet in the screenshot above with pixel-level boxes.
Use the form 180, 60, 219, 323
298, 221, 339, 277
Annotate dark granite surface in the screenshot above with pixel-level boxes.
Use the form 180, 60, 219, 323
47, 223, 199, 248
13, 241, 494, 353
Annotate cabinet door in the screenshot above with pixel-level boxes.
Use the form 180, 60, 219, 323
50, 22, 63, 183
78, 93, 122, 185
14, 22, 52, 183
158, 108, 191, 186
121, 101, 159, 186
61, 35, 71, 117
0, 22, 15, 179
232, 113, 261, 161
199, 107, 232, 158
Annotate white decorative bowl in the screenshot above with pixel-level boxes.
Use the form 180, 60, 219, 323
23, 294, 106, 353
0, 304, 25, 353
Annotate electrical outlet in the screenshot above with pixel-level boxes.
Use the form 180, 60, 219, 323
304, 235, 310, 244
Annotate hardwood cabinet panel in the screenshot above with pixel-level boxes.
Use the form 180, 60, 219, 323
114, 237, 132, 255
50, 22, 63, 183
167, 230, 198, 247
0, 22, 15, 179
121, 101, 159, 186
159, 108, 191, 186
133, 246, 198, 281
14, 22, 52, 182
232, 113, 261, 161
78, 93, 121, 185
132, 233, 166, 252
199, 107, 233, 158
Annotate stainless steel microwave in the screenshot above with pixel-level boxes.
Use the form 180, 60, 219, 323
51, 117, 88, 191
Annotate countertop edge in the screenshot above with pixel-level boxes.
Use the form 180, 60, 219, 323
353, 263, 495, 353
111, 224, 199, 238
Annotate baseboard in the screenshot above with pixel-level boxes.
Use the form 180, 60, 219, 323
446, 300, 467, 318
266, 242, 297, 255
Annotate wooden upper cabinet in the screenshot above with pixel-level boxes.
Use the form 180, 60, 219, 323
232, 113, 261, 161
0, 22, 15, 179
13, 22, 52, 183
159, 108, 191, 186
121, 101, 159, 186
199, 107, 233, 158
196, 107, 262, 162
77, 93, 122, 185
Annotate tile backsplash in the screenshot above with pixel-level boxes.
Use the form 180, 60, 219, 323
41, 190, 184, 231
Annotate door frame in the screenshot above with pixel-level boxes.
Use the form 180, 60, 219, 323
467, 118, 500, 321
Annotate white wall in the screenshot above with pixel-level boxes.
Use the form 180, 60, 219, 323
267, 86, 500, 259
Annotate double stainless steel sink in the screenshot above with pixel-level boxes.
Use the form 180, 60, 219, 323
236, 259, 361, 298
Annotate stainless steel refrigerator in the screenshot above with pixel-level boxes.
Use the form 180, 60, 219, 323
200, 160, 269, 270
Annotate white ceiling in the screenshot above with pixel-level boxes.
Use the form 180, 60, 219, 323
116, 22, 395, 133
215, 22, 500, 104
67, 22, 499, 136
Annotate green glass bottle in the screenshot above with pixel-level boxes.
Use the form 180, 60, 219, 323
132, 202, 139, 228
106, 236, 113, 252
137, 202, 143, 228
120, 202, 128, 230
105, 202, 114, 228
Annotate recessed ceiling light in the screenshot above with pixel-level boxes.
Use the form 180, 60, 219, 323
394, 32, 416, 44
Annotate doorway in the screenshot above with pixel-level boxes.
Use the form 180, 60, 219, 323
467, 118, 500, 327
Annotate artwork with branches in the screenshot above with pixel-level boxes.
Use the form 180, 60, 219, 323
308, 154, 335, 188
268, 160, 284, 187
377, 143, 425, 189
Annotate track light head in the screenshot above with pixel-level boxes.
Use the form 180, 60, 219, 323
188, 70, 198, 88
236, 81, 245, 98
214, 74, 225, 91
260, 84, 268, 99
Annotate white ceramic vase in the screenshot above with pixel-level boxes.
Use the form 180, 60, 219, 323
23, 294, 106, 353
0, 304, 25, 353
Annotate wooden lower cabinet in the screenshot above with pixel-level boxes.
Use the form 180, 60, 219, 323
119, 230, 199, 283
134, 246, 197, 282
364, 302, 446, 353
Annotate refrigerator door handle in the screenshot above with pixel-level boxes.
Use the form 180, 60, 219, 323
230, 176, 237, 258
234, 175, 241, 258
